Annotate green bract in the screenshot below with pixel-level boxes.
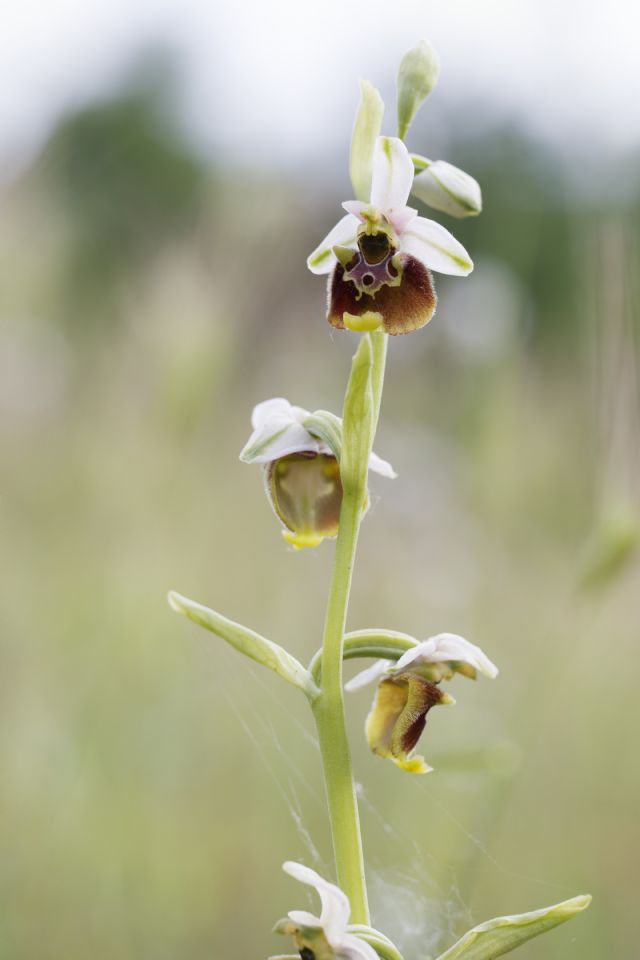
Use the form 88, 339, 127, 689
396, 40, 440, 140
167, 591, 319, 699
340, 334, 374, 497
350, 80, 385, 202
435, 895, 592, 960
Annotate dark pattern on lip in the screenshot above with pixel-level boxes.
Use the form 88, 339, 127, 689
328, 254, 437, 335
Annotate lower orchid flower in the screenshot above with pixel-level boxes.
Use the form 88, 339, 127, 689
307, 136, 473, 335
346, 634, 498, 773
273, 861, 379, 960
240, 398, 395, 549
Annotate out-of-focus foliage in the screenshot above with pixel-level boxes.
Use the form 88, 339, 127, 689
0, 60, 638, 960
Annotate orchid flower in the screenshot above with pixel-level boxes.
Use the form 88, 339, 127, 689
307, 136, 473, 335
346, 634, 498, 773
273, 861, 379, 960
240, 398, 395, 549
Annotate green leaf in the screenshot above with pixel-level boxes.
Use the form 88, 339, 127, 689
302, 410, 344, 461
397, 40, 439, 140
350, 79, 384, 201
341, 334, 374, 497
168, 591, 319, 700
435, 894, 591, 960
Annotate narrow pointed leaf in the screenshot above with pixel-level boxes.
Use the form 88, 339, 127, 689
168, 591, 319, 699
435, 894, 591, 960
350, 80, 385, 201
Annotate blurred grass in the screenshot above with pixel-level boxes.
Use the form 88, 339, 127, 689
0, 69, 639, 959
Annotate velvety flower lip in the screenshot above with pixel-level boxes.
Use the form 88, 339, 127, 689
279, 861, 378, 960
239, 397, 395, 478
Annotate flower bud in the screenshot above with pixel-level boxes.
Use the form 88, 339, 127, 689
411, 159, 482, 219
396, 40, 440, 140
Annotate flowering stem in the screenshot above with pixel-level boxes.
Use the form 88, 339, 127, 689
312, 331, 387, 925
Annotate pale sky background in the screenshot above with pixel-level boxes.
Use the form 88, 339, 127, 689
1, 0, 639, 174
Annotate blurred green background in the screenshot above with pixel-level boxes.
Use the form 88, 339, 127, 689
1, 13, 639, 960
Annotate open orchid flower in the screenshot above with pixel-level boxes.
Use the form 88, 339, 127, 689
307, 136, 473, 335
346, 634, 498, 773
240, 398, 395, 549
273, 861, 379, 960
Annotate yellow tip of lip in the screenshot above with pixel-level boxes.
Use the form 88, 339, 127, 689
395, 755, 433, 775
281, 530, 325, 550
343, 311, 383, 332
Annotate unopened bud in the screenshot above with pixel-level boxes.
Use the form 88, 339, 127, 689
396, 40, 440, 140
411, 159, 482, 219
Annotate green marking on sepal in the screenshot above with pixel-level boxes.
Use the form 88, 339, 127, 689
350, 79, 385, 202
435, 894, 592, 960
308, 247, 334, 269
239, 424, 289, 463
168, 591, 320, 700
396, 40, 440, 140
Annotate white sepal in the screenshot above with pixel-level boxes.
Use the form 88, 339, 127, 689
240, 398, 328, 464
345, 659, 389, 692
282, 862, 380, 960
368, 451, 397, 479
307, 213, 359, 275
283, 861, 350, 940
240, 397, 396, 477
395, 633, 498, 679
401, 216, 474, 276
369, 137, 414, 215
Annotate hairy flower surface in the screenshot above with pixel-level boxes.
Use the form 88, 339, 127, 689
273, 861, 378, 960
240, 398, 394, 548
346, 634, 498, 773
307, 137, 473, 335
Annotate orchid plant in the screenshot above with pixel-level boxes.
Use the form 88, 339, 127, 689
169, 39, 590, 960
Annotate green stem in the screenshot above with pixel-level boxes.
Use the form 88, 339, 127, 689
312, 331, 388, 924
